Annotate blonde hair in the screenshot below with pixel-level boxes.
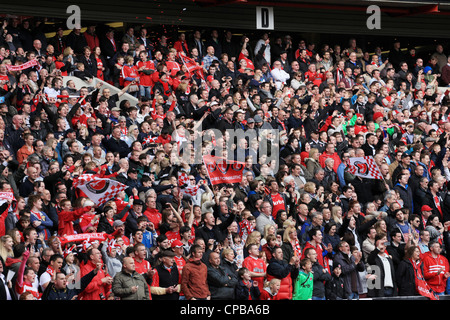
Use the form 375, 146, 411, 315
0, 235, 14, 262
331, 205, 343, 225
263, 224, 276, 239
283, 225, 297, 243
245, 231, 262, 247
309, 148, 319, 159
221, 248, 234, 259
128, 124, 138, 137
304, 182, 316, 194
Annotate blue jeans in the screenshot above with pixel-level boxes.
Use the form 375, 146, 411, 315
446, 278, 450, 294
312, 296, 326, 300
347, 292, 359, 300
179, 296, 186, 300
139, 85, 151, 99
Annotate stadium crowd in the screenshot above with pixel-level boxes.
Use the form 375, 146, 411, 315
0, 16, 450, 301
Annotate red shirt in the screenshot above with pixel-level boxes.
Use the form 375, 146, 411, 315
144, 208, 162, 234
136, 60, 155, 87
238, 53, 255, 70
242, 255, 267, 292
121, 64, 139, 86
134, 257, 151, 275
166, 60, 181, 77
270, 193, 286, 219
96, 57, 104, 80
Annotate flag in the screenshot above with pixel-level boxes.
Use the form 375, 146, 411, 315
178, 171, 199, 197
73, 174, 128, 206
142, 135, 157, 147
178, 171, 189, 187
182, 185, 200, 197
178, 52, 204, 80
202, 154, 245, 185
347, 156, 383, 180
411, 259, 439, 300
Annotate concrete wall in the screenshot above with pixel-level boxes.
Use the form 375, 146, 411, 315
63, 76, 139, 107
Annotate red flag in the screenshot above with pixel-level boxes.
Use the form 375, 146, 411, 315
411, 259, 439, 300
178, 171, 199, 196
178, 52, 204, 80
178, 171, 189, 187
202, 155, 244, 186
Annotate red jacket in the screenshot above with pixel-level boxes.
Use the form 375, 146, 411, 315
84, 32, 100, 50
319, 152, 342, 172
78, 260, 111, 300
422, 251, 450, 293
180, 258, 210, 300
58, 206, 92, 236
259, 287, 280, 300
143, 208, 162, 233
173, 40, 189, 55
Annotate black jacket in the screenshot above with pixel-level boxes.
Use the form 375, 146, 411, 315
367, 248, 397, 297
311, 261, 332, 298
325, 273, 346, 300
42, 269, 97, 300
195, 213, 235, 244
207, 264, 237, 300
395, 259, 419, 296
235, 279, 260, 300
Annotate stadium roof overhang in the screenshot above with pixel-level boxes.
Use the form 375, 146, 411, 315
1, 0, 449, 38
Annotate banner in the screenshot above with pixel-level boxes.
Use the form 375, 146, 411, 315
73, 174, 127, 206
202, 154, 244, 185
0, 192, 15, 201
347, 156, 383, 180
6, 59, 38, 71
59, 232, 109, 246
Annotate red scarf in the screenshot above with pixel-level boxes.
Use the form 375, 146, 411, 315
291, 239, 302, 258
46, 265, 55, 277
433, 195, 443, 218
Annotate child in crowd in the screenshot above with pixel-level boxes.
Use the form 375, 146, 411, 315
293, 258, 313, 300
235, 267, 261, 300
259, 278, 281, 300
325, 263, 345, 300
230, 232, 245, 268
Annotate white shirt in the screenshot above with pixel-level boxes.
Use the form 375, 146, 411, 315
379, 254, 394, 288
271, 68, 290, 90
0, 274, 12, 300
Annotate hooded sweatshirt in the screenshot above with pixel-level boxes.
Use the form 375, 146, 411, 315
422, 251, 450, 293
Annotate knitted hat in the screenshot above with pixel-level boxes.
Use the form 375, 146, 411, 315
373, 112, 384, 122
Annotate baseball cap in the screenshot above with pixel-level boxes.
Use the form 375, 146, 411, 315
111, 107, 121, 112
134, 199, 144, 206
401, 153, 411, 159
421, 205, 433, 212
254, 115, 263, 123
171, 239, 184, 248
113, 220, 124, 228
247, 118, 255, 124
